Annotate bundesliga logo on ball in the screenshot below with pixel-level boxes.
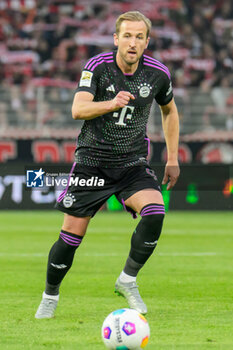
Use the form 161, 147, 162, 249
101, 308, 150, 349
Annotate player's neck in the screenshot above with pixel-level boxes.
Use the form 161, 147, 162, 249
116, 52, 139, 75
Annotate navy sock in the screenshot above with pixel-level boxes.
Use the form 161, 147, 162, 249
124, 204, 165, 276
45, 230, 83, 295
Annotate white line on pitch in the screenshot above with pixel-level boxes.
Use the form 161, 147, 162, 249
0, 252, 218, 258
1, 227, 232, 235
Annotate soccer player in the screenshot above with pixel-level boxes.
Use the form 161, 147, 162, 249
35, 11, 180, 319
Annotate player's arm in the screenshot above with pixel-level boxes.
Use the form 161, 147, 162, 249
72, 91, 135, 120
160, 98, 180, 190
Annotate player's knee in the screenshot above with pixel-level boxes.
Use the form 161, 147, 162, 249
137, 204, 165, 240
140, 203, 165, 222
140, 212, 165, 225
62, 214, 90, 236
131, 204, 165, 244
139, 214, 164, 241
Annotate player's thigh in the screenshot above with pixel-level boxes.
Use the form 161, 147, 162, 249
124, 189, 164, 214
62, 214, 91, 237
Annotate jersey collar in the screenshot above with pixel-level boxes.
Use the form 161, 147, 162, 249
113, 50, 143, 79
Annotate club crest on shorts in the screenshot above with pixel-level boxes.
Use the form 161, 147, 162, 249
63, 193, 76, 208
138, 83, 152, 98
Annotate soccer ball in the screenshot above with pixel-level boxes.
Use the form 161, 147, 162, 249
101, 308, 150, 349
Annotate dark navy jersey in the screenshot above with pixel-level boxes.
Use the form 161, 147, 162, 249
75, 50, 173, 168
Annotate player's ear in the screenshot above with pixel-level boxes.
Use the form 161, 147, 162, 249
113, 33, 119, 47
145, 36, 150, 49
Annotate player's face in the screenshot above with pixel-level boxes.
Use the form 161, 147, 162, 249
114, 20, 149, 67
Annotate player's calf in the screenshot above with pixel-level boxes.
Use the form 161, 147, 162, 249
46, 230, 83, 293
116, 204, 165, 312
128, 203, 165, 271
35, 230, 84, 319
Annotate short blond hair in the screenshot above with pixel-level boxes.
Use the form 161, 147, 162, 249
116, 11, 151, 38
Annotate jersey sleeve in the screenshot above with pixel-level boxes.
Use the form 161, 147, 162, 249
76, 67, 98, 96
154, 71, 173, 106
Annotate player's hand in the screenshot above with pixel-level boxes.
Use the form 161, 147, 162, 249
162, 161, 180, 190
110, 91, 135, 111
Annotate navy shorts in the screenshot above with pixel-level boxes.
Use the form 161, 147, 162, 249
55, 163, 161, 218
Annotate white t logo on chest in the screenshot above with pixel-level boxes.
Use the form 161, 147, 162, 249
113, 106, 135, 126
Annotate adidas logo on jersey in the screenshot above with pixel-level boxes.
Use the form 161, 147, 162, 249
106, 84, 115, 93
166, 82, 172, 96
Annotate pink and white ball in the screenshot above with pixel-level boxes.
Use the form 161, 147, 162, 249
102, 308, 150, 350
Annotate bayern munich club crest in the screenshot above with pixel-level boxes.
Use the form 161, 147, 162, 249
138, 83, 152, 98
63, 193, 76, 208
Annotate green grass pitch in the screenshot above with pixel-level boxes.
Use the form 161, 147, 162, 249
0, 210, 233, 350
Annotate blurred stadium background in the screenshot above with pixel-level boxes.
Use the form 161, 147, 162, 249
0, 0, 232, 210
